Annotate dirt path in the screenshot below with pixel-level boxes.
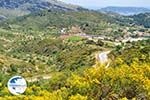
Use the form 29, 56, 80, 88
26, 74, 52, 83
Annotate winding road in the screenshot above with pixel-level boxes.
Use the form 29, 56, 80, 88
98, 51, 110, 64
97, 51, 111, 68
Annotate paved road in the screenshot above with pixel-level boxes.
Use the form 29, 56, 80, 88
98, 51, 110, 64
122, 37, 148, 43
96, 51, 111, 68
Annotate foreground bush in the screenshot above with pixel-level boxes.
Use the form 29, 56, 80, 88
0, 62, 149, 100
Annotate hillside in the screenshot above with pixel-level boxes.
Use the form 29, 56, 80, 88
1, 10, 150, 38
130, 13, 150, 28
0, 0, 86, 19
100, 6, 150, 15
0, 10, 134, 36
0, 37, 149, 99
0, 1, 149, 99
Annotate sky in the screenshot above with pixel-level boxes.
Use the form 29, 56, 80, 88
61, 0, 150, 9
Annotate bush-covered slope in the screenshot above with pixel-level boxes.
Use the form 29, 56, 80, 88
130, 13, 150, 28
0, 39, 149, 100
0, 10, 132, 35
0, 55, 149, 100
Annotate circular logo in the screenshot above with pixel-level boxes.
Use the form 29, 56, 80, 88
7, 76, 27, 95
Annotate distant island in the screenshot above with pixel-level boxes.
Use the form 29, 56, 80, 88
99, 6, 150, 15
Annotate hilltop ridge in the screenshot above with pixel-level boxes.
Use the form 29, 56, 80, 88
0, 0, 86, 18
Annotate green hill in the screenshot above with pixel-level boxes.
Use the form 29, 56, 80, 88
0, 0, 86, 19
0, 10, 133, 36
130, 13, 150, 28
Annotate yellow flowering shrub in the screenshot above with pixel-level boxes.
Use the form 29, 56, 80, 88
0, 62, 149, 100
69, 94, 87, 100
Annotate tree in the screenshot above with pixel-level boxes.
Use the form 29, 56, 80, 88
96, 39, 104, 46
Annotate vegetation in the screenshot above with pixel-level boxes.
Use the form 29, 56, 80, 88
67, 36, 84, 42
0, 11, 136, 36
0, 36, 149, 99
0, 59, 149, 100
130, 13, 150, 28
110, 39, 150, 66
0, 5, 149, 100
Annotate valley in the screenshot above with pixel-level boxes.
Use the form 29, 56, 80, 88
0, 0, 149, 100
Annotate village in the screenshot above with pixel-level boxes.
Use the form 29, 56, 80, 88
60, 26, 150, 46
